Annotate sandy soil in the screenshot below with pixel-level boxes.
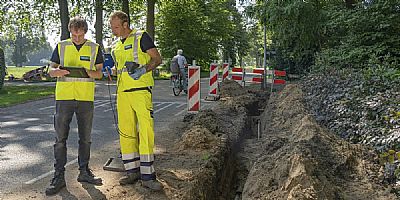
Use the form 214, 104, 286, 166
242, 84, 396, 200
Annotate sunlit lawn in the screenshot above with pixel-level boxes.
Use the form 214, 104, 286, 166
0, 85, 55, 107
153, 70, 210, 79
154, 70, 171, 80
5, 66, 210, 82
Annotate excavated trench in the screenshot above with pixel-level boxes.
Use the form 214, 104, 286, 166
175, 81, 395, 200
176, 80, 269, 200
214, 100, 265, 200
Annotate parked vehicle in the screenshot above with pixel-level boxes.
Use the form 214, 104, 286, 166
22, 65, 51, 82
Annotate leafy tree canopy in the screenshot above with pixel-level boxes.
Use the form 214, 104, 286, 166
158, 0, 248, 68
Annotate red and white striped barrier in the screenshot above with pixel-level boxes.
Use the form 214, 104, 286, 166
230, 68, 286, 85
231, 68, 264, 85
208, 63, 219, 97
205, 62, 220, 101
222, 63, 229, 81
267, 69, 286, 85
188, 61, 200, 113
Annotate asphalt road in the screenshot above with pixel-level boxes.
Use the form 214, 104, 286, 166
0, 79, 215, 196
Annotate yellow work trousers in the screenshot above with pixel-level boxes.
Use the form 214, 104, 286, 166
117, 90, 155, 181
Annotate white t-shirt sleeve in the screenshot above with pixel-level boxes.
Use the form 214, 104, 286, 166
183, 56, 187, 65
177, 55, 186, 68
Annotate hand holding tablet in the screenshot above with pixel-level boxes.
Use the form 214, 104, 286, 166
59, 66, 90, 78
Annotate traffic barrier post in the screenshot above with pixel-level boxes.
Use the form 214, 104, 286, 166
222, 62, 229, 82
267, 69, 286, 92
230, 67, 286, 88
205, 62, 219, 101
188, 60, 200, 113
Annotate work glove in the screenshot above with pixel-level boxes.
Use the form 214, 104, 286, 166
129, 67, 146, 80
111, 67, 117, 76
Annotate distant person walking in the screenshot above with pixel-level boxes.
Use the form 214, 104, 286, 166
45, 16, 104, 196
172, 49, 188, 92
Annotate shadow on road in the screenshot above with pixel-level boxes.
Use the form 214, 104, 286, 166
81, 183, 107, 200
58, 187, 79, 200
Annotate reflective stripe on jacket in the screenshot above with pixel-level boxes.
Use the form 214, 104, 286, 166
111, 30, 153, 93
56, 39, 99, 101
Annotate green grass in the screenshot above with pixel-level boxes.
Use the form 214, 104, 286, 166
154, 70, 172, 80
152, 70, 210, 80
0, 85, 55, 107
6, 66, 42, 80
202, 152, 211, 161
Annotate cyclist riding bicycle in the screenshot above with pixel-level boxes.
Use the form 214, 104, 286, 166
170, 49, 188, 95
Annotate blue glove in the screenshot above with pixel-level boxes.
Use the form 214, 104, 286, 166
129, 67, 147, 80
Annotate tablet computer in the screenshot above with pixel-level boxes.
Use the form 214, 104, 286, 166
60, 66, 90, 78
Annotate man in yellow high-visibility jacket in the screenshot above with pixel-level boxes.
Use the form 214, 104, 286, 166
109, 11, 162, 191
45, 16, 104, 196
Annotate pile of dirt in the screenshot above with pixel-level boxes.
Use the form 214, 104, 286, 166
220, 80, 269, 117
176, 125, 217, 151
219, 79, 248, 98
242, 84, 395, 199
168, 80, 269, 200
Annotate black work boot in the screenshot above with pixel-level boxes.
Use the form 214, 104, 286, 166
77, 168, 103, 185
142, 179, 163, 191
45, 171, 66, 196
119, 172, 140, 185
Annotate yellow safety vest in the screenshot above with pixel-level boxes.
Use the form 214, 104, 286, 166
111, 30, 153, 93
56, 39, 99, 101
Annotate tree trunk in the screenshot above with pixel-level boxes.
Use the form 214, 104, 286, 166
12, 32, 25, 67
222, 51, 228, 63
58, 0, 70, 40
146, 0, 156, 40
229, 51, 236, 67
0, 48, 5, 90
122, 0, 130, 25
95, 0, 104, 50
12, 40, 21, 67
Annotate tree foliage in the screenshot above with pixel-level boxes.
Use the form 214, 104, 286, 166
315, 0, 400, 71
0, 48, 5, 90
245, 0, 400, 74
0, 0, 48, 66
158, 0, 215, 66
157, 0, 248, 68
262, 0, 325, 73
0, 0, 249, 68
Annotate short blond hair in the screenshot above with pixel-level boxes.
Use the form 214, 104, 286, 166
110, 11, 129, 26
68, 16, 88, 33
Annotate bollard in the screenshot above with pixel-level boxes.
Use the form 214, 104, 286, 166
188, 60, 200, 113
205, 62, 219, 101
222, 62, 229, 81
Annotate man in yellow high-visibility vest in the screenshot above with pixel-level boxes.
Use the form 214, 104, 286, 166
45, 16, 104, 196
109, 11, 162, 191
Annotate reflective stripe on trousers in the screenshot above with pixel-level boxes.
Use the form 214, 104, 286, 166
117, 90, 156, 180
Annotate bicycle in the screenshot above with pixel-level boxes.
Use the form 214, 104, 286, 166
171, 70, 187, 96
